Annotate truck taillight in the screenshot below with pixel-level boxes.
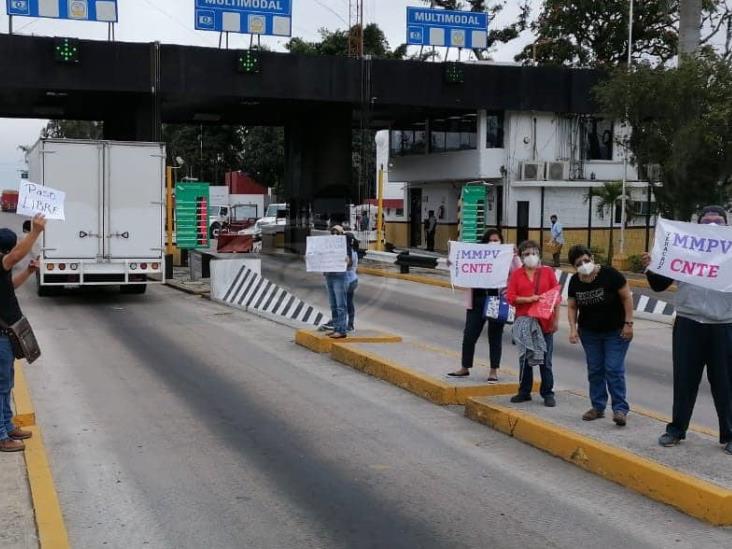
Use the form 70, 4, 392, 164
58, 263, 66, 271
152, 263, 160, 270
129, 263, 137, 270
46, 263, 55, 271
70, 264, 79, 271
140, 263, 148, 270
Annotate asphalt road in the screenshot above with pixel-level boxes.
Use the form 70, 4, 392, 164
2, 213, 729, 548
259, 253, 717, 431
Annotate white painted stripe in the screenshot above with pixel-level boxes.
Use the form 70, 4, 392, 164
238, 274, 263, 306
653, 300, 667, 315
287, 299, 304, 319
636, 295, 649, 312
254, 285, 277, 311
271, 289, 290, 315
246, 279, 270, 309
266, 288, 286, 313
229, 270, 255, 304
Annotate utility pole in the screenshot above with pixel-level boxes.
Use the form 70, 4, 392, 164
679, 0, 702, 57
348, 0, 364, 58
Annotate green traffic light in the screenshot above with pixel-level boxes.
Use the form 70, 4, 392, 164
54, 38, 80, 64
237, 50, 261, 74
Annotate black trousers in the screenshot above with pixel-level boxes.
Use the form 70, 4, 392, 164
426, 231, 435, 251
667, 317, 732, 443
461, 297, 504, 370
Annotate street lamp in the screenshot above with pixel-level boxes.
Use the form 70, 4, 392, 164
619, 0, 634, 260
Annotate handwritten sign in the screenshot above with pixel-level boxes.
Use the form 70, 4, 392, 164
306, 235, 347, 273
651, 217, 732, 292
448, 241, 514, 288
17, 181, 65, 220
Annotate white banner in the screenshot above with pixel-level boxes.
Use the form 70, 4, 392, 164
305, 235, 348, 273
650, 217, 732, 292
17, 181, 66, 220
448, 241, 515, 288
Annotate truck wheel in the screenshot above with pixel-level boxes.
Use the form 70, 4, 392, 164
121, 285, 147, 295
210, 222, 221, 239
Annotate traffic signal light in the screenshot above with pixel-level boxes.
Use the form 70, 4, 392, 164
444, 62, 464, 85
237, 49, 261, 74
54, 38, 80, 64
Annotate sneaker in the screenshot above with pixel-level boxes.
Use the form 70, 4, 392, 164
318, 323, 334, 332
0, 438, 25, 452
8, 427, 32, 440
582, 408, 605, 421
658, 433, 681, 447
613, 411, 627, 427
544, 396, 557, 408
510, 394, 532, 403
724, 442, 732, 455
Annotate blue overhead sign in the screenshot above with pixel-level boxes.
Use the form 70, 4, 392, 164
406, 7, 488, 49
195, 0, 292, 37
6, 0, 118, 22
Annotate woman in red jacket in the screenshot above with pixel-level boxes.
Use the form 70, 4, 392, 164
506, 240, 560, 407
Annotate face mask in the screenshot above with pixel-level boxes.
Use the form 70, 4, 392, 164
523, 254, 540, 268
578, 262, 596, 276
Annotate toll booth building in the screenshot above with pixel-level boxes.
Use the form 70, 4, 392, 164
385, 110, 657, 259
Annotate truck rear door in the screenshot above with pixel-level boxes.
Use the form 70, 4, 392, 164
41, 141, 102, 260
104, 143, 164, 259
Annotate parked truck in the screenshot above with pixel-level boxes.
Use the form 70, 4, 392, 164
26, 139, 165, 296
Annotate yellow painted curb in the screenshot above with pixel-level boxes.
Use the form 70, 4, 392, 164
330, 343, 531, 405
12, 360, 36, 427
295, 329, 402, 354
12, 362, 70, 549
465, 396, 732, 525
357, 266, 452, 289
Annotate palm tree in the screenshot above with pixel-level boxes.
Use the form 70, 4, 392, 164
590, 181, 629, 265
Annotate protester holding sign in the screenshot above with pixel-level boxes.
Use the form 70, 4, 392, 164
0, 214, 46, 452
643, 206, 732, 454
317, 225, 353, 340
567, 245, 634, 427
506, 240, 560, 407
447, 230, 520, 382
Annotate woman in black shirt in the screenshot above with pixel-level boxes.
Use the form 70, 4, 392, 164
567, 245, 635, 426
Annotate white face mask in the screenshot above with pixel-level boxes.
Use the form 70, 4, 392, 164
523, 254, 540, 268
578, 262, 596, 276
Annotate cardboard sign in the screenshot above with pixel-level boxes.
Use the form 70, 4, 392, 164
448, 241, 514, 288
651, 217, 732, 292
306, 235, 347, 273
17, 181, 65, 220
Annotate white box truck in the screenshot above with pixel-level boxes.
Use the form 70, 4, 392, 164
26, 139, 165, 296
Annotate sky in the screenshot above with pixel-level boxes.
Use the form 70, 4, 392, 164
0, 0, 537, 187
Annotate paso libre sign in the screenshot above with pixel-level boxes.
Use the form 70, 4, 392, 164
6, 0, 118, 22
448, 241, 514, 288
195, 0, 292, 36
406, 7, 489, 49
17, 181, 65, 220
650, 217, 732, 292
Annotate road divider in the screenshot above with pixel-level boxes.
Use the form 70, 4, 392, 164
296, 329, 402, 354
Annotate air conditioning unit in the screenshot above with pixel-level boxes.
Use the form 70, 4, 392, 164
546, 161, 570, 181
520, 161, 544, 181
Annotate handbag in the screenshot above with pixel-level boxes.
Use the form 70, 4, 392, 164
483, 293, 515, 324
0, 316, 41, 364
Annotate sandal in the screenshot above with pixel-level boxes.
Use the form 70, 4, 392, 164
447, 371, 470, 377
486, 376, 499, 384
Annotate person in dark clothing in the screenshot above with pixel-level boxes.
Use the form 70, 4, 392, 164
447, 229, 520, 382
425, 211, 437, 252
0, 214, 46, 452
642, 205, 732, 454
567, 245, 635, 426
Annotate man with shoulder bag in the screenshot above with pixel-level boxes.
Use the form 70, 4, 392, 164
0, 213, 45, 452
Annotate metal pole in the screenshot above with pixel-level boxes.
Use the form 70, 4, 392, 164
587, 189, 593, 248
166, 167, 174, 254
376, 164, 385, 251
620, 0, 633, 258
9, 15, 12, 35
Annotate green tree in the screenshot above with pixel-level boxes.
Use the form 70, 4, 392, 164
589, 181, 627, 265
41, 120, 103, 139
240, 127, 285, 196
594, 52, 732, 220
286, 23, 406, 58
517, 0, 732, 68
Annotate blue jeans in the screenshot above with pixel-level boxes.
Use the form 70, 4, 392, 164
0, 336, 16, 440
325, 273, 349, 334
518, 333, 555, 398
580, 329, 630, 413
347, 280, 358, 331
